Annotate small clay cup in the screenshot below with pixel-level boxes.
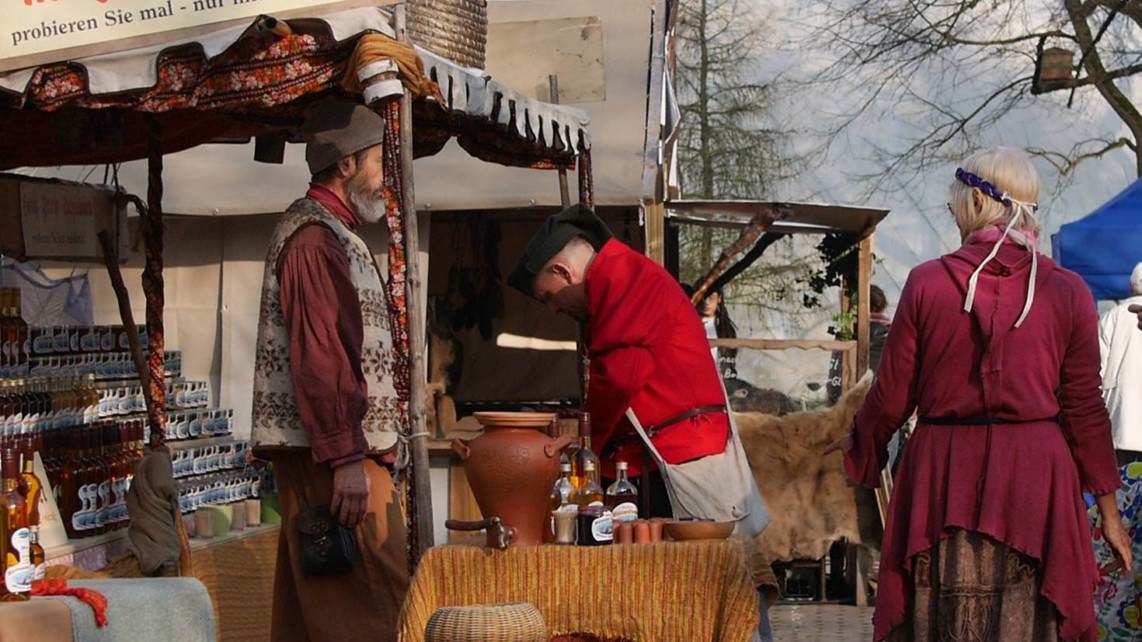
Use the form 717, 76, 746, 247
616, 521, 634, 545
633, 520, 651, 544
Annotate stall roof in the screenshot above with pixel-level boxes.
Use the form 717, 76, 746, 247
9, 0, 652, 214
0, 7, 590, 170
665, 200, 889, 236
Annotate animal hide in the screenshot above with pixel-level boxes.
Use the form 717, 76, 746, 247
737, 373, 884, 561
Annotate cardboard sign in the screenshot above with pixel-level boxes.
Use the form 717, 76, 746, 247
0, 174, 127, 263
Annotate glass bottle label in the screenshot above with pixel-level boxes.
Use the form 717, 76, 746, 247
611, 502, 638, 524
5, 528, 32, 593
591, 511, 614, 542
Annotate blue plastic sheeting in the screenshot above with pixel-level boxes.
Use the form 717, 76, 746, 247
1052, 178, 1142, 301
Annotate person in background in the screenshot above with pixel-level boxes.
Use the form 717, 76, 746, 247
250, 99, 408, 641
683, 284, 739, 381
1091, 263, 1142, 642
826, 284, 891, 406
1100, 262, 1142, 464
825, 147, 1131, 642
868, 285, 891, 374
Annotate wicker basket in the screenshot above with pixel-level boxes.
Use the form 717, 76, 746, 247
425, 603, 548, 642
407, 0, 488, 69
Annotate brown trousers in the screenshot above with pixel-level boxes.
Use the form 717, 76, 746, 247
271, 452, 410, 642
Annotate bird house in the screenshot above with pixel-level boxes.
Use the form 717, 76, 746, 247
1039, 47, 1074, 82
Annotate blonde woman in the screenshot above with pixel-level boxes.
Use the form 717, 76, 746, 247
826, 147, 1132, 641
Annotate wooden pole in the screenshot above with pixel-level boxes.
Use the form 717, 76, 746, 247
856, 234, 873, 378
143, 116, 167, 448
395, 4, 435, 558
548, 74, 571, 207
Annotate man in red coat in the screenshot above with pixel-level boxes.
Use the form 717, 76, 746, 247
509, 205, 731, 516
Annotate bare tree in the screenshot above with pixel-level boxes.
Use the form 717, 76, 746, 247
675, 0, 809, 306
804, 0, 1142, 192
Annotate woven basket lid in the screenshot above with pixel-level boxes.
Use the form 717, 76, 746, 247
425, 603, 547, 642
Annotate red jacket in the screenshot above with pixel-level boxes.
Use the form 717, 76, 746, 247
585, 239, 729, 476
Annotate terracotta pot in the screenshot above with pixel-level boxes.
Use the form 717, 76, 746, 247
452, 412, 573, 546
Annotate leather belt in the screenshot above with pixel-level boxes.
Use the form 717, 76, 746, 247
600, 404, 727, 460
918, 415, 1059, 426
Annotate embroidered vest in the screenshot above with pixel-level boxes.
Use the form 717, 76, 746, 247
251, 198, 402, 454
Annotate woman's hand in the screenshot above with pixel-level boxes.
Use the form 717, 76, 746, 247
823, 432, 853, 456
1096, 492, 1134, 574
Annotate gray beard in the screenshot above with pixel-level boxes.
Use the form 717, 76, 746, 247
347, 186, 385, 224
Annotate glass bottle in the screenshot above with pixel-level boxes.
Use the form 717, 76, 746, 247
572, 460, 603, 508
605, 461, 640, 524
19, 458, 42, 528
28, 525, 44, 582
59, 430, 83, 539
1, 448, 30, 601
547, 462, 576, 542
573, 412, 600, 490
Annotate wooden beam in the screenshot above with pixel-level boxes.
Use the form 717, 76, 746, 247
856, 234, 873, 377
644, 200, 666, 264
709, 338, 858, 352
395, 4, 434, 556
549, 75, 571, 208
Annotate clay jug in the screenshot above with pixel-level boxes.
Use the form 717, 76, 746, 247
452, 412, 573, 546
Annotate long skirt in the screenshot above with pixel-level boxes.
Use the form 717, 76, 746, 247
1089, 460, 1142, 642
886, 529, 1059, 642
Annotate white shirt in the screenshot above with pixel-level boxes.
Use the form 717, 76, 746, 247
703, 316, 718, 364
1099, 295, 1142, 452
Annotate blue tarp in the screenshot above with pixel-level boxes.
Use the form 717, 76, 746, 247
1052, 178, 1142, 300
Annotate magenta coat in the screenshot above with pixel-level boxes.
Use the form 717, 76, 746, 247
845, 234, 1120, 641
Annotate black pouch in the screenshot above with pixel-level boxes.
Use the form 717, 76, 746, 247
295, 504, 357, 576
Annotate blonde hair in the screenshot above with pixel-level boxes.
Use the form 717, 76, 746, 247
949, 147, 1040, 238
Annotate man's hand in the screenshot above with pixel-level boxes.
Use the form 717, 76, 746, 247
1129, 304, 1142, 331
331, 460, 370, 528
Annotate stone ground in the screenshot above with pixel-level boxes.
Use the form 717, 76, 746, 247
769, 603, 876, 641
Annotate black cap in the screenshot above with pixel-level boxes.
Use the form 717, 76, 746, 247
508, 204, 613, 297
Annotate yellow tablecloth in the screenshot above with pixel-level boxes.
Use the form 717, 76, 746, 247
398, 540, 760, 642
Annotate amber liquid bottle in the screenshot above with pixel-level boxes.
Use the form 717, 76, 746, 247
1, 448, 30, 601
19, 458, 42, 528
573, 412, 600, 490
59, 430, 83, 539
28, 525, 44, 582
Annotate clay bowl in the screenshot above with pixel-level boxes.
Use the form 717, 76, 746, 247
664, 519, 735, 541
473, 412, 557, 429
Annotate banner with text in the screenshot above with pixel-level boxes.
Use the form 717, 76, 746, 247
2, 0, 350, 71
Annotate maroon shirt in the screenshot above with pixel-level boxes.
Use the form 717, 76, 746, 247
276, 185, 389, 468
845, 235, 1119, 642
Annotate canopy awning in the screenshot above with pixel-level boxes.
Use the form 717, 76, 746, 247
1052, 178, 1142, 300
0, 6, 590, 171
664, 200, 889, 236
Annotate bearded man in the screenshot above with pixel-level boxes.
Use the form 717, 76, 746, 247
251, 99, 408, 641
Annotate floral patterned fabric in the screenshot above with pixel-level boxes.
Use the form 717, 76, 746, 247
1089, 462, 1142, 642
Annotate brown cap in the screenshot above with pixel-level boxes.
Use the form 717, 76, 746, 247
302, 98, 385, 175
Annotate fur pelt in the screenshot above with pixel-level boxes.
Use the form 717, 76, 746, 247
737, 373, 883, 561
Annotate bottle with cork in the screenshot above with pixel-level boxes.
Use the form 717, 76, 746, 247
572, 412, 599, 491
